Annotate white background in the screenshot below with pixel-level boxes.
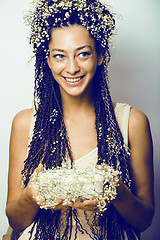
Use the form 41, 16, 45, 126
0, 0, 160, 239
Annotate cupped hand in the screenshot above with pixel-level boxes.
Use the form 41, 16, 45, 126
96, 164, 109, 171
96, 164, 123, 204
24, 163, 44, 206
73, 200, 97, 211
25, 164, 73, 210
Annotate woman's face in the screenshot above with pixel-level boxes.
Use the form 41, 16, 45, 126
47, 25, 103, 99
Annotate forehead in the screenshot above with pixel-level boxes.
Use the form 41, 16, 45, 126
49, 25, 95, 49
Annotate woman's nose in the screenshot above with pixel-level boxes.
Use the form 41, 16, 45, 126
66, 58, 80, 75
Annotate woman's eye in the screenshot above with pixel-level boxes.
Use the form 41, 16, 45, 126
53, 54, 65, 60
79, 52, 91, 58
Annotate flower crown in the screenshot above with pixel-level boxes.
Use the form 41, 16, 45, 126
24, 0, 115, 56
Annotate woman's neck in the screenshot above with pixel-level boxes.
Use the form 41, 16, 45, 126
61, 91, 94, 117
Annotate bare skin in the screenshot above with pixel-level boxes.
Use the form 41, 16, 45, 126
6, 25, 154, 233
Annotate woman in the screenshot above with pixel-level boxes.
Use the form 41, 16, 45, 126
6, 0, 154, 239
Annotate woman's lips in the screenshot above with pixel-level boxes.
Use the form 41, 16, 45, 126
63, 76, 84, 83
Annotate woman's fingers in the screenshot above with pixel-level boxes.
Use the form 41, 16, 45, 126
73, 200, 97, 211
34, 163, 44, 174
37, 199, 63, 210
96, 165, 103, 170
83, 200, 97, 206
96, 164, 109, 171
26, 164, 44, 204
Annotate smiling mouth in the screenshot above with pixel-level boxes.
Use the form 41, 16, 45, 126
64, 76, 83, 83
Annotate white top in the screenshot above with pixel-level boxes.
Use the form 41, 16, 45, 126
74, 102, 130, 170
19, 103, 138, 240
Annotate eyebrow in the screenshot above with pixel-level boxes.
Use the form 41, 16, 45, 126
77, 45, 93, 51
51, 45, 93, 53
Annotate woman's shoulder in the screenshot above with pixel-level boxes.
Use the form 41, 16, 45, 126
128, 107, 152, 150
113, 102, 149, 124
129, 107, 150, 132
11, 109, 33, 136
12, 108, 33, 124
113, 102, 150, 135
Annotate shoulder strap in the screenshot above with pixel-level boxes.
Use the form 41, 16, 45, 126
114, 103, 131, 147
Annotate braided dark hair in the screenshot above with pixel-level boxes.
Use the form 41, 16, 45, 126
21, 1, 139, 239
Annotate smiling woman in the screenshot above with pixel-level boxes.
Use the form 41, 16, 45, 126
5, 0, 154, 240
47, 25, 102, 99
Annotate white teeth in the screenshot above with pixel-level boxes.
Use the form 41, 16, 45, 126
65, 77, 81, 83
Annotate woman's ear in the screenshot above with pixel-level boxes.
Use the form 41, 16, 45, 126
97, 53, 103, 66
47, 56, 51, 69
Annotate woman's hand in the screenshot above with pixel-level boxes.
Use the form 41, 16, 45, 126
25, 164, 62, 210
73, 200, 97, 211
71, 165, 114, 211
24, 164, 44, 204
26, 164, 73, 210
96, 164, 121, 204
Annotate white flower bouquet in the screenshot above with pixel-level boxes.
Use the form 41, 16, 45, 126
32, 167, 120, 212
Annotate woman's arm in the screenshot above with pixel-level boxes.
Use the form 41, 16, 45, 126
74, 108, 155, 232
112, 108, 155, 231
6, 109, 40, 232
6, 110, 71, 232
